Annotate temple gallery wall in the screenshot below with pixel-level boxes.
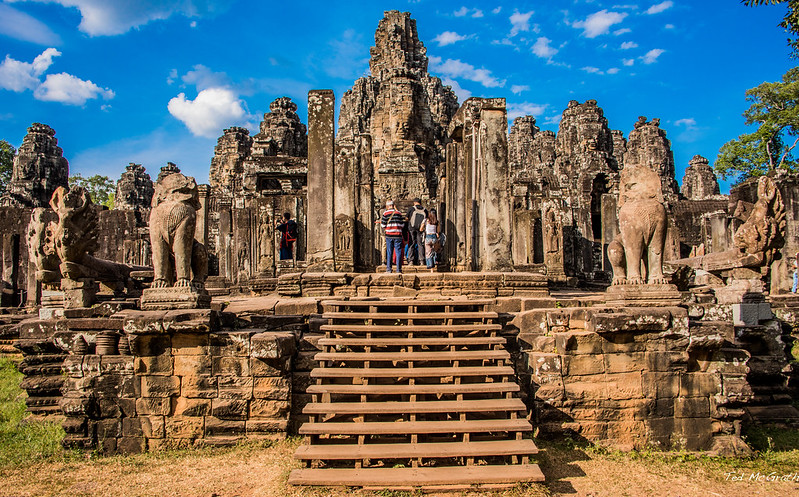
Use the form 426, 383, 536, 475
1, 9, 799, 490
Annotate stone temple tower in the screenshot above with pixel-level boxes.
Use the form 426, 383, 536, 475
1, 123, 69, 208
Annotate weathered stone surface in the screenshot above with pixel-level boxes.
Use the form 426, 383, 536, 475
681, 155, 720, 200
114, 163, 154, 225
250, 332, 295, 360
1, 123, 69, 208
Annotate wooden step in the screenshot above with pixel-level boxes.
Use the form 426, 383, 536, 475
320, 324, 501, 333
313, 350, 510, 362
311, 366, 514, 378
294, 439, 539, 460
306, 382, 519, 396
322, 299, 495, 307
288, 464, 545, 486
318, 337, 506, 347
323, 312, 498, 320
303, 398, 526, 415
299, 418, 532, 435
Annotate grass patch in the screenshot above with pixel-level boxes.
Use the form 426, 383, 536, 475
0, 357, 66, 467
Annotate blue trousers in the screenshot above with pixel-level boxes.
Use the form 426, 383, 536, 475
386, 237, 403, 273
793, 270, 798, 293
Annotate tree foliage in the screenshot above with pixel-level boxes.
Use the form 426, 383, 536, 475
744, 0, 799, 58
715, 67, 799, 182
69, 174, 116, 209
0, 140, 14, 197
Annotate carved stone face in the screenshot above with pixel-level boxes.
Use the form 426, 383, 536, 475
154, 173, 200, 210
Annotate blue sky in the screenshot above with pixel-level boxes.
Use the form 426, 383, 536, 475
0, 1, 794, 192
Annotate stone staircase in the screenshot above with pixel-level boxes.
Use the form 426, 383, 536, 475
289, 298, 544, 490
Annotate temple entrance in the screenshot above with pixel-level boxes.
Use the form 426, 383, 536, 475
590, 174, 609, 275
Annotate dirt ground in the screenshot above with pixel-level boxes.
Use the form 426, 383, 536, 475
0, 438, 797, 497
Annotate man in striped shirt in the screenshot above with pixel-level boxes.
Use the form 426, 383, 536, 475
380, 199, 406, 273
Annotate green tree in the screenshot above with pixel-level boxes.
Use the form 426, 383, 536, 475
744, 0, 799, 58
69, 174, 116, 209
715, 67, 799, 182
0, 140, 14, 196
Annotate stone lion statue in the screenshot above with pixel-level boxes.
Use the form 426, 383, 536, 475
149, 171, 208, 289
608, 163, 668, 285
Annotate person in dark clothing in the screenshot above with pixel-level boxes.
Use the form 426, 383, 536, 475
406, 198, 428, 266
276, 212, 297, 260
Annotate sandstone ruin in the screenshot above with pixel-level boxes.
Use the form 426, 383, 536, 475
1, 9, 799, 491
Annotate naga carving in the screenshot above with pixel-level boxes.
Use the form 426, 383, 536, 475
148, 171, 208, 289
732, 175, 785, 265
608, 163, 668, 285
26, 207, 59, 287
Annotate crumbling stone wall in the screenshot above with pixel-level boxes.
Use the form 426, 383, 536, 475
512, 301, 795, 453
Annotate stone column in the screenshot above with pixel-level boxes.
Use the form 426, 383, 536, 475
195, 184, 210, 246
306, 90, 336, 270
334, 142, 356, 271
356, 135, 375, 270
477, 103, 513, 271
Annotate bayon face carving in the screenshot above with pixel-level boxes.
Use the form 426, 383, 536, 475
149, 172, 208, 289
608, 163, 668, 285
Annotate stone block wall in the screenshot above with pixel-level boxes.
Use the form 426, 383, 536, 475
511, 302, 796, 453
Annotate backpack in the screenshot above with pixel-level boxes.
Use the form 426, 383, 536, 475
284, 221, 297, 243
410, 208, 426, 230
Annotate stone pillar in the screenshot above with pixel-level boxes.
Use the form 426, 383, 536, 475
334, 141, 356, 271
306, 90, 336, 270
355, 135, 375, 270
195, 184, 210, 246
477, 104, 513, 271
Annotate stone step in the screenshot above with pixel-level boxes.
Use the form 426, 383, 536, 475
322, 299, 495, 307
311, 366, 514, 379
306, 382, 519, 396
313, 350, 510, 362
323, 311, 498, 320
288, 464, 545, 487
294, 439, 539, 460
318, 336, 506, 347
320, 324, 501, 333
303, 398, 526, 415
299, 418, 532, 435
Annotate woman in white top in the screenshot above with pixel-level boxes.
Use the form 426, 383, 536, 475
421, 209, 440, 269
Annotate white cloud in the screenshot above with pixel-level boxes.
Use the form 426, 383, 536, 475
646, 1, 673, 15
532, 37, 558, 59
34, 72, 114, 105
167, 87, 248, 137
181, 64, 230, 90
434, 31, 469, 47
641, 48, 665, 64
543, 114, 562, 126
582, 66, 603, 74
511, 84, 530, 94
0, 3, 62, 45
454, 6, 469, 17
607, 67, 620, 74
0, 48, 60, 92
492, 6, 502, 14
665, 23, 675, 29
675, 118, 697, 127
614, 28, 632, 35
573, 10, 628, 38
443, 77, 471, 101
167, 68, 178, 85
473, 9, 484, 18
509, 10, 534, 37
622, 58, 635, 66
8, 0, 229, 36
620, 41, 638, 49
429, 56, 505, 88
189, 20, 197, 28
507, 102, 548, 120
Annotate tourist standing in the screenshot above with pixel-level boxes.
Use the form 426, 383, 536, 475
380, 200, 406, 273
406, 198, 428, 266
421, 209, 440, 269
793, 253, 798, 293
276, 213, 297, 260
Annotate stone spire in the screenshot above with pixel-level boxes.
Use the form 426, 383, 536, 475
681, 154, 720, 200
624, 117, 680, 201
1, 123, 69, 208
209, 126, 252, 194
369, 10, 428, 80
114, 163, 154, 225
251, 97, 307, 158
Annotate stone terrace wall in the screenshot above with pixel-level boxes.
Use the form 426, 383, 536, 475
510, 300, 796, 454
17, 297, 323, 453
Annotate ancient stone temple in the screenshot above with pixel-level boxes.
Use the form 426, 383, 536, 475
5, 9, 799, 492
1, 123, 69, 209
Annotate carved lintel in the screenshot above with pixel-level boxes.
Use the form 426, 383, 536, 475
141, 286, 211, 311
